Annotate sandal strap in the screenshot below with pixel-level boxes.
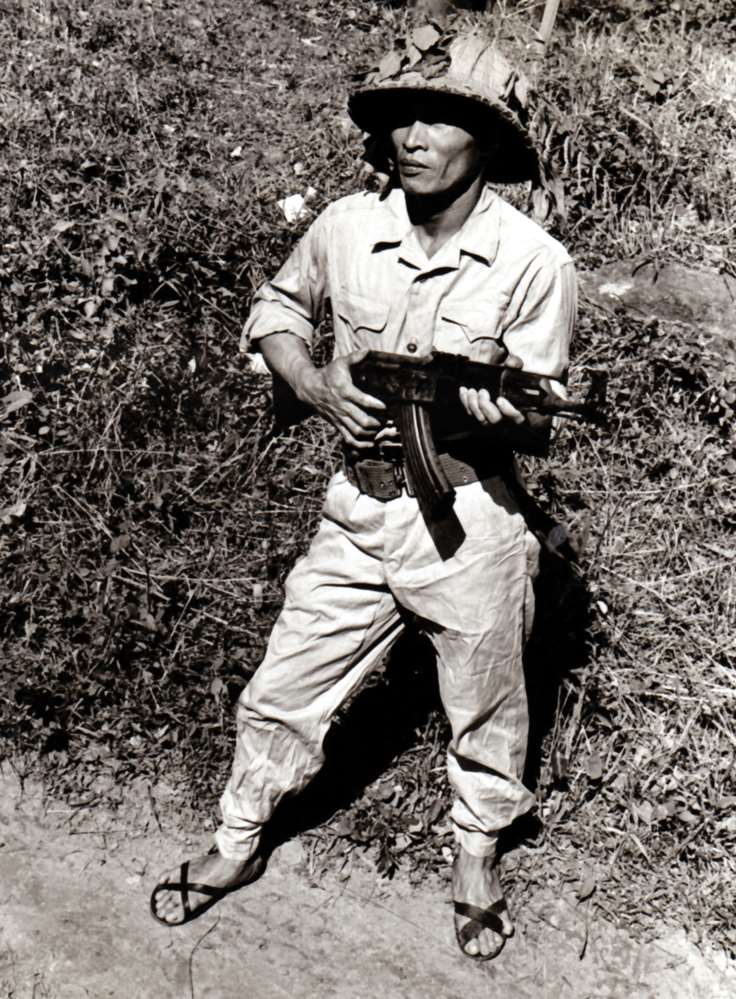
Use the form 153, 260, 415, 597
160, 881, 231, 899
150, 852, 266, 926
152, 855, 266, 900
180, 860, 191, 917
454, 899, 507, 946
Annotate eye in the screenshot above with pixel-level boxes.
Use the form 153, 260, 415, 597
392, 111, 417, 129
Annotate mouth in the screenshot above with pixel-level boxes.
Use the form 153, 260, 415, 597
398, 160, 428, 175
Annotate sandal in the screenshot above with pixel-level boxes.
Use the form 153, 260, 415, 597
149, 849, 266, 926
453, 899, 511, 961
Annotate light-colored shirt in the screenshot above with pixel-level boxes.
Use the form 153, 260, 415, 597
242, 184, 576, 379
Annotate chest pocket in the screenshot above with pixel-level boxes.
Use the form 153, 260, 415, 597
437, 297, 508, 363
335, 290, 389, 345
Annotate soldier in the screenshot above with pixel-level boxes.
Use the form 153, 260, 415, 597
151, 23, 576, 961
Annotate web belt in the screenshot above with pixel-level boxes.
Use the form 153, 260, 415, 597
343, 444, 510, 502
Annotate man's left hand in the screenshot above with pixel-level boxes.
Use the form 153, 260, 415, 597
459, 353, 525, 426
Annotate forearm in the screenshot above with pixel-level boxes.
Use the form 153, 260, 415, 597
257, 332, 320, 405
257, 334, 386, 448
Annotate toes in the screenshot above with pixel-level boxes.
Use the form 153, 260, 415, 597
477, 928, 502, 958
458, 926, 502, 959
159, 894, 180, 917
156, 897, 187, 924
154, 904, 176, 924
496, 903, 514, 939
462, 934, 480, 957
151, 867, 184, 922
151, 890, 177, 921
455, 919, 507, 959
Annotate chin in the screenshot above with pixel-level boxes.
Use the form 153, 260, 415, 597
399, 175, 444, 197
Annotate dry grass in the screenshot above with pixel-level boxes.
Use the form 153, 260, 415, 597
516, 310, 736, 948
540, 16, 736, 268
1, 0, 734, 955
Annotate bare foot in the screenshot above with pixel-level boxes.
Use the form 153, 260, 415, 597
150, 848, 265, 925
452, 847, 513, 959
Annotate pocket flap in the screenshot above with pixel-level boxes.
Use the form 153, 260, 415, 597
440, 299, 506, 342
336, 291, 389, 334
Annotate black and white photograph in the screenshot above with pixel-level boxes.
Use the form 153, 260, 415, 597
1, 0, 734, 996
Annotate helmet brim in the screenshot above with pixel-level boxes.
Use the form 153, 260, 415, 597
348, 83, 539, 185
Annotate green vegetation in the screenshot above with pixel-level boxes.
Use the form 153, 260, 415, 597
1, 0, 734, 952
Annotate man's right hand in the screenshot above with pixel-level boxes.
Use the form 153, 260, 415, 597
294, 348, 386, 449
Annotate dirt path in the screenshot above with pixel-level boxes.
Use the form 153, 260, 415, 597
1, 767, 733, 999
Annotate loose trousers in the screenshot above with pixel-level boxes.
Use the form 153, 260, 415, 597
216, 470, 539, 861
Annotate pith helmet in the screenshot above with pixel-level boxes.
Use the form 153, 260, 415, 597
348, 23, 539, 184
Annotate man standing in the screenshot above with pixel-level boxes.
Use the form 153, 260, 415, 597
151, 23, 576, 962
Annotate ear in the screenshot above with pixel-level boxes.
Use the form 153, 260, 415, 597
362, 133, 394, 176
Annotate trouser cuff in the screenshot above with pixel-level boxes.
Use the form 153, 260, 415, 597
214, 825, 262, 862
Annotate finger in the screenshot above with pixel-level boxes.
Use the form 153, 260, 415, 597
461, 387, 488, 423
547, 378, 568, 401
375, 424, 399, 442
338, 408, 378, 440
475, 388, 503, 424
339, 419, 377, 445
330, 353, 386, 411
504, 353, 524, 369
496, 396, 525, 424
332, 347, 386, 410
464, 388, 483, 422
340, 426, 374, 449
340, 400, 383, 431
338, 406, 384, 442
463, 388, 493, 424
459, 386, 471, 415
341, 383, 387, 412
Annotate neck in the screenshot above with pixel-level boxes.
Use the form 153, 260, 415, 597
404, 172, 486, 258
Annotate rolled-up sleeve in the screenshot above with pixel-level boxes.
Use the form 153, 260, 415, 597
241, 210, 330, 355
501, 253, 577, 381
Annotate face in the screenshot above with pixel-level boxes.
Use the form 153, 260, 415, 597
389, 96, 486, 198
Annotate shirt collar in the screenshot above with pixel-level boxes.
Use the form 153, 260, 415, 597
371, 185, 501, 271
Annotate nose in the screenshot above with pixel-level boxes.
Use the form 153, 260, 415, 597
401, 119, 429, 151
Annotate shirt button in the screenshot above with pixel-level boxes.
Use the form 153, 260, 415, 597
407, 341, 418, 354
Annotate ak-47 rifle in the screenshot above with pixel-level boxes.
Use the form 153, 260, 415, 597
349, 349, 608, 517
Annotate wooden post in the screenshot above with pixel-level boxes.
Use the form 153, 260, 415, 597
539, 0, 561, 47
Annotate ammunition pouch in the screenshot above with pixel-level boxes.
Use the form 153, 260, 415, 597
346, 458, 406, 500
